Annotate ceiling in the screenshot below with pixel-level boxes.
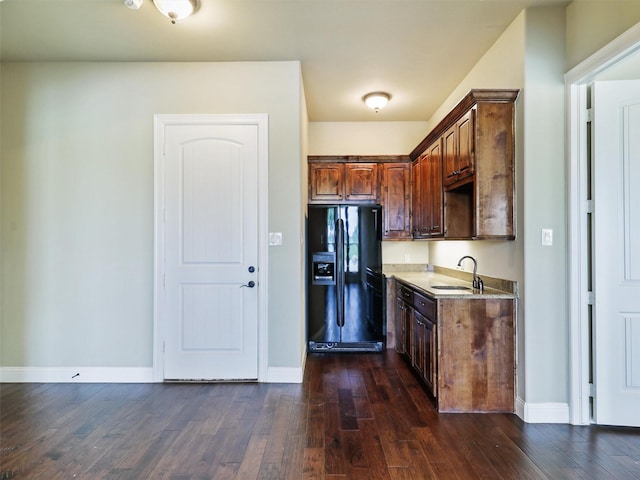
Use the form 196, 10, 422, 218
0, 0, 572, 122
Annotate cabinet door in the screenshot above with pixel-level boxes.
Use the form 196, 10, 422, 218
413, 311, 427, 379
442, 125, 458, 187
345, 163, 378, 201
419, 152, 431, 237
381, 163, 411, 239
309, 163, 344, 202
395, 286, 414, 359
426, 141, 443, 237
411, 158, 423, 238
456, 109, 475, 183
403, 304, 413, 361
424, 318, 437, 397
442, 110, 475, 188
395, 297, 405, 354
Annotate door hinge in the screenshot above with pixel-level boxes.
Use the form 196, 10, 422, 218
585, 199, 593, 215
587, 291, 594, 305
586, 108, 593, 123
589, 382, 595, 398
163, 341, 166, 353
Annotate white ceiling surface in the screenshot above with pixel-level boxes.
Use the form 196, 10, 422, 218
1, 0, 572, 122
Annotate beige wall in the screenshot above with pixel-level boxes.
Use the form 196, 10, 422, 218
309, 122, 428, 156
0, 61, 305, 371
428, 5, 569, 408
566, 1, 640, 69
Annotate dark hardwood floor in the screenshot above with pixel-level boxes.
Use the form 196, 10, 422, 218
1, 351, 639, 479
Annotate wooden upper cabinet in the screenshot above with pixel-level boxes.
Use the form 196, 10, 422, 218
443, 125, 456, 186
412, 140, 443, 239
345, 163, 378, 202
443, 109, 475, 188
381, 163, 411, 239
309, 163, 344, 202
309, 161, 381, 204
472, 101, 516, 239
426, 140, 443, 237
411, 89, 518, 240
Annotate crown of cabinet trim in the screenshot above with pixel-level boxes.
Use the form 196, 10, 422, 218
410, 89, 519, 161
308, 155, 411, 164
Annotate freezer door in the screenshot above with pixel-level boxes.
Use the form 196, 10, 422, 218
308, 207, 341, 345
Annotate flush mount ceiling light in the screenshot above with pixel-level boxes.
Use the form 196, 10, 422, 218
124, 0, 143, 9
363, 92, 391, 113
152, 0, 198, 24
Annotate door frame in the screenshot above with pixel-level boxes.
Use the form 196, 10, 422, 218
566, 23, 640, 425
152, 114, 269, 382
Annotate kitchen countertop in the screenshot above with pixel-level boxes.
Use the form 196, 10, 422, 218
383, 268, 517, 299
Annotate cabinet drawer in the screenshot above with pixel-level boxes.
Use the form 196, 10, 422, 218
413, 290, 435, 320
396, 284, 413, 303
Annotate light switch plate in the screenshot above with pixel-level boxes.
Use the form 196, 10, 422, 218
269, 232, 283, 246
541, 228, 553, 246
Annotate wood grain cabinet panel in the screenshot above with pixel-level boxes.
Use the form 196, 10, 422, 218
411, 158, 423, 238
437, 297, 515, 413
395, 280, 515, 412
309, 163, 344, 202
308, 157, 412, 238
411, 89, 518, 240
413, 310, 427, 379
412, 140, 443, 239
423, 316, 437, 396
395, 284, 414, 357
443, 110, 475, 188
381, 163, 411, 239
345, 163, 378, 201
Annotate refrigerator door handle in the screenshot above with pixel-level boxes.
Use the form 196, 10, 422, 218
373, 208, 378, 234
335, 218, 345, 328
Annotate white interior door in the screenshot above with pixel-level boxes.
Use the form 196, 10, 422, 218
156, 116, 261, 381
592, 80, 640, 426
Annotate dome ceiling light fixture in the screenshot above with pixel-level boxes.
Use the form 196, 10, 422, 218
124, 0, 143, 9
152, 0, 198, 24
362, 92, 391, 113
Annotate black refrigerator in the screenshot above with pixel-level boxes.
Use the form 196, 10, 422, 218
307, 205, 385, 352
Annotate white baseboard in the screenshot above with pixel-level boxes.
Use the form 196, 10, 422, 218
263, 347, 307, 383
1, 364, 306, 384
265, 366, 304, 383
0, 367, 155, 383
516, 396, 570, 423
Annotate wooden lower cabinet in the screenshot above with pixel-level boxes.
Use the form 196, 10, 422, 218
395, 281, 515, 413
394, 283, 414, 358
423, 316, 437, 397
437, 298, 515, 413
413, 311, 426, 378
413, 310, 437, 395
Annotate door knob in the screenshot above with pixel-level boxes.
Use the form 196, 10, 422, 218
240, 281, 256, 288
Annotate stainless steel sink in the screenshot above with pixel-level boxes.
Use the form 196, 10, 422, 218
431, 285, 470, 290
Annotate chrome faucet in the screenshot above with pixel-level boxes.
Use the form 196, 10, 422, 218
457, 255, 483, 292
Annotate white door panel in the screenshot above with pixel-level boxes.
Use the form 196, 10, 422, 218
593, 80, 640, 426
158, 119, 260, 381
